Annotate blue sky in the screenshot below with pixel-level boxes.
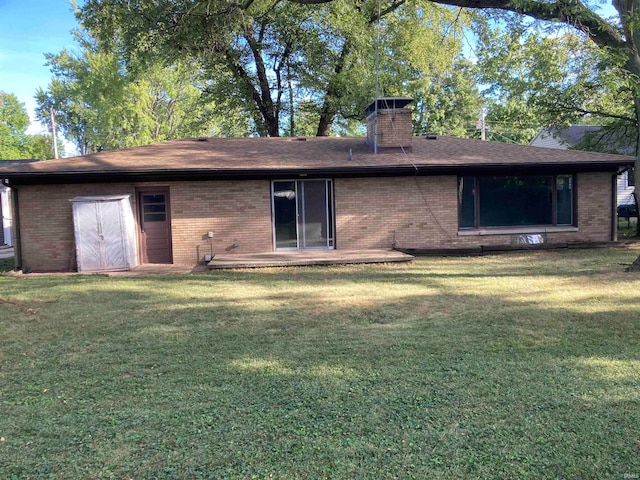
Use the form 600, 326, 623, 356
0, 0, 79, 134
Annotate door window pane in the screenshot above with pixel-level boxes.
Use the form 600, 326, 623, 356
273, 180, 334, 249
301, 180, 329, 248
273, 182, 298, 249
142, 194, 167, 222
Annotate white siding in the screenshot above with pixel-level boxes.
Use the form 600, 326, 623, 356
617, 171, 636, 207
529, 132, 567, 149
0, 184, 13, 246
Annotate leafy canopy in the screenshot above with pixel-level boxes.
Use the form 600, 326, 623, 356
77, 0, 473, 137
0, 92, 59, 160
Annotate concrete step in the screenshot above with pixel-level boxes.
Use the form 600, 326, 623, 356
207, 249, 413, 269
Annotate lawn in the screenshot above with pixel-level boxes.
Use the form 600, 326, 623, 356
618, 216, 639, 239
1, 248, 640, 479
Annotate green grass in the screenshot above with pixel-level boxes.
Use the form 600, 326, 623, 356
1, 248, 640, 479
618, 217, 639, 238
0, 257, 14, 273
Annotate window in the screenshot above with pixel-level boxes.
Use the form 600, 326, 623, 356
628, 168, 635, 187
458, 174, 575, 229
141, 194, 167, 222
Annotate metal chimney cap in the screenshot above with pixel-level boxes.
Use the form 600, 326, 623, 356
364, 97, 414, 116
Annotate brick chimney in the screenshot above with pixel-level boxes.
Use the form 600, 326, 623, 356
365, 97, 414, 153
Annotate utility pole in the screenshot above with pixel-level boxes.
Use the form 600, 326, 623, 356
480, 106, 487, 141
49, 107, 59, 159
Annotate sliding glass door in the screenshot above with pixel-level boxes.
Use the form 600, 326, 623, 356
272, 180, 334, 250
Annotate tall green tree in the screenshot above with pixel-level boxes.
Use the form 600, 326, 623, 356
0, 92, 58, 160
474, 23, 636, 145
36, 36, 244, 154
412, 58, 484, 137
78, 0, 469, 137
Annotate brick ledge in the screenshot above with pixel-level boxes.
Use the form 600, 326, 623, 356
458, 226, 579, 236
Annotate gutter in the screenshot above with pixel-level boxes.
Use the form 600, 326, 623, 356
1, 179, 21, 271
2, 160, 633, 185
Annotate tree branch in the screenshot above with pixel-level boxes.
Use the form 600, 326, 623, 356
571, 107, 636, 124
245, 30, 280, 135
376, 0, 407, 21
223, 47, 272, 136
291, 0, 625, 49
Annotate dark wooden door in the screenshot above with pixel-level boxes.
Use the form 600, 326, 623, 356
137, 188, 172, 263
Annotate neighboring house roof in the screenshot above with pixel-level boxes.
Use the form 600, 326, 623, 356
530, 126, 600, 149
530, 126, 635, 155
0, 136, 634, 184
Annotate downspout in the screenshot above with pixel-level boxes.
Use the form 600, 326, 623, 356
1, 179, 22, 271
611, 172, 619, 242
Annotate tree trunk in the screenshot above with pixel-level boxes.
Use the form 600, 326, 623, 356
287, 64, 295, 137
625, 63, 640, 270
627, 253, 640, 271
316, 40, 351, 136
316, 103, 334, 136
246, 32, 280, 137
224, 45, 280, 137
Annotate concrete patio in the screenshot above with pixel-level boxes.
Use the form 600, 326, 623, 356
4, 249, 413, 276
206, 249, 414, 269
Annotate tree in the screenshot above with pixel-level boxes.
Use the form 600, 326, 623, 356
36, 34, 243, 154
78, 0, 469, 137
288, 0, 640, 181
473, 22, 636, 144
411, 58, 484, 137
0, 92, 58, 160
0, 92, 29, 159
304, 0, 467, 135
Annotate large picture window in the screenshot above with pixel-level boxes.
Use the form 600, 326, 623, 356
458, 174, 575, 229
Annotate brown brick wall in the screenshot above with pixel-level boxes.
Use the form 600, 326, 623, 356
335, 176, 459, 249
169, 180, 272, 265
573, 172, 613, 241
335, 172, 614, 250
16, 181, 273, 272
15, 172, 613, 271
17, 183, 135, 272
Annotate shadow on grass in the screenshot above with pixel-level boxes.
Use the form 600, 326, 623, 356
0, 256, 14, 272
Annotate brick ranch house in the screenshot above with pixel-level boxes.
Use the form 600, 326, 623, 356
0, 98, 635, 273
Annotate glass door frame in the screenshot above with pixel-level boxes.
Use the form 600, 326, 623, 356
271, 179, 335, 251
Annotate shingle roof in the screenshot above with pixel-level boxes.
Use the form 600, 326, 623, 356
551, 126, 603, 147
531, 126, 636, 155
0, 136, 634, 183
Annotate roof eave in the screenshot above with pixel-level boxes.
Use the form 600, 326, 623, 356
2, 160, 632, 185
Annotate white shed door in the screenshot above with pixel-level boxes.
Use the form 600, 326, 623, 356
74, 201, 128, 272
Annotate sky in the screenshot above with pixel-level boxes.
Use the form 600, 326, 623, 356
0, 0, 80, 136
